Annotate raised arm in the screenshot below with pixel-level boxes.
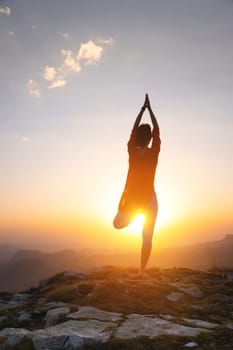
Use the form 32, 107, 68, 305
133, 103, 146, 130
145, 94, 159, 132
145, 94, 161, 152
128, 99, 146, 149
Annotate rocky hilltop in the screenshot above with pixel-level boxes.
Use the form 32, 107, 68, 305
0, 266, 233, 349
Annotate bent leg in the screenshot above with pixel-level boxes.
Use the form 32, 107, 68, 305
113, 211, 133, 229
139, 193, 158, 276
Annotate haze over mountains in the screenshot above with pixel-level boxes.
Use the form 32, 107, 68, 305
0, 235, 232, 292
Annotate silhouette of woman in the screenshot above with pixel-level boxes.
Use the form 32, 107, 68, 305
113, 94, 161, 277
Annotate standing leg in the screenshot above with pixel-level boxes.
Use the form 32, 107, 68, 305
139, 193, 158, 277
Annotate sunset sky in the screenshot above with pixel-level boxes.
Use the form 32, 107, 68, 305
1, 0, 233, 253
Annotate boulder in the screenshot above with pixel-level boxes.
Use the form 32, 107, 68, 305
115, 314, 208, 339
183, 318, 218, 329
0, 328, 31, 348
32, 319, 116, 349
18, 311, 31, 324
179, 286, 203, 298
166, 292, 184, 302
45, 307, 70, 327
11, 293, 33, 303
68, 306, 122, 322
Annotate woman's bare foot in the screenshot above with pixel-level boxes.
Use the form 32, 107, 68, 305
138, 270, 150, 279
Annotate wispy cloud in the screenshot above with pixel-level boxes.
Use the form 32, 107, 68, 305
48, 79, 66, 89
59, 32, 70, 40
43, 66, 56, 81
8, 31, 14, 36
0, 6, 11, 16
32, 25, 37, 30
27, 80, 41, 98
77, 40, 103, 65
61, 49, 81, 73
28, 37, 113, 95
97, 37, 114, 45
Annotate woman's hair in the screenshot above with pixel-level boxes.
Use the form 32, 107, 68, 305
135, 124, 152, 147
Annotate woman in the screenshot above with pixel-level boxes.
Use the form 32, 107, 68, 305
113, 94, 161, 277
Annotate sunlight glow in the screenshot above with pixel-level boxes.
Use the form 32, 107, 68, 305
125, 213, 146, 235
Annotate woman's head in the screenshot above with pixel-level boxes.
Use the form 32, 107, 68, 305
135, 124, 152, 147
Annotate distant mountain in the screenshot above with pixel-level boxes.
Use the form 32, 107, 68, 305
0, 235, 232, 292
0, 257, 52, 291
0, 244, 19, 263
0, 249, 91, 292
90, 235, 233, 270
155, 234, 233, 270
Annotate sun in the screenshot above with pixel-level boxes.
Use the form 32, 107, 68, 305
125, 213, 146, 235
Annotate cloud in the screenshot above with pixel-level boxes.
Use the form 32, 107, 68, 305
77, 40, 103, 65
28, 37, 114, 95
48, 79, 66, 89
43, 65, 56, 81
8, 31, 14, 36
20, 136, 30, 143
97, 37, 114, 45
61, 49, 81, 73
0, 6, 11, 16
32, 25, 37, 30
59, 32, 70, 40
27, 80, 41, 98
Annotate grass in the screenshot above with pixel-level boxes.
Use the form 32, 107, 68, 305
196, 326, 233, 349
1, 267, 233, 348
82, 335, 190, 350
44, 283, 78, 302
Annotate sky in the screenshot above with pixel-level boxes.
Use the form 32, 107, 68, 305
0, 0, 233, 253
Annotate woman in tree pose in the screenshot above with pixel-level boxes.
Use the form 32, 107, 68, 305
113, 94, 161, 277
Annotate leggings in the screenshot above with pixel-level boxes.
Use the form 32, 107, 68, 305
113, 192, 158, 247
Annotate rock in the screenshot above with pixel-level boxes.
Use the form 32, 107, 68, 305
37, 297, 47, 306
166, 292, 184, 302
45, 307, 70, 327
18, 311, 31, 324
227, 272, 233, 280
226, 322, 233, 329
68, 306, 122, 322
45, 301, 69, 309
31, 319, 116, 349
115, 314, 208, 339
0, 328, 31, 348
184, 341, 199, 347
0, 316, 8, 327
0, 302, 17, 311
184, 341, 199, 348
179, 286, 203, 298
183, 318, 218, 329
160, 314, 174, 321
11, 293, 33, 303
33, 307, 48, 317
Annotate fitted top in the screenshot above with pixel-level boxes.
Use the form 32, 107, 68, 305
118, 125, 161, 213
